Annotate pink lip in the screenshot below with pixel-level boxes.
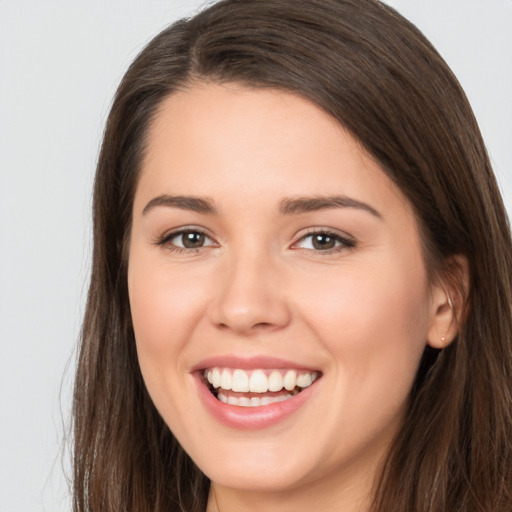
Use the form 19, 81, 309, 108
191, 355, 319, 372
192, 366, 320, 431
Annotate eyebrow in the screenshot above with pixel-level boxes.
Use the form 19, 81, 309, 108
279, 195, 382, 218
142, 195, 217, 215
141, 193, 382, 219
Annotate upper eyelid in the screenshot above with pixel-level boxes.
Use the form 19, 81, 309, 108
290, 228, 356, 251
155, 226, 218, 248
292, 227, 355, 242
159, 225, 214, 239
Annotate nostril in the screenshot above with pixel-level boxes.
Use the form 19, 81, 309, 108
254, 322, 273, 329
217, 320, 281, 334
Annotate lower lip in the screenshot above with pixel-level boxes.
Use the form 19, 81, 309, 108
194, 373, 318, 430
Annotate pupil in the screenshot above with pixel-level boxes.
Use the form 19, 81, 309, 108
313, 234, 335, 250
183, 232, 205, 248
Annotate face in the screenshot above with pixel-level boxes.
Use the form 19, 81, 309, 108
128, 83, 447, 504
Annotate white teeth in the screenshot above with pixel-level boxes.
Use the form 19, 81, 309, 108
268, 370, 284, 392
232, 369, 250, 392
249, 369, 268, 392
297, 372, 312, 388
220, 369, 232, 390
283, 370, 297, 391
239, 397, 252, 407
216, 391, 294, 407
212, 368, 221, 388
205, 367, 319, 393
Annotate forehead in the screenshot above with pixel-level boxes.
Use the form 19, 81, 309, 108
136, 82, 411, 220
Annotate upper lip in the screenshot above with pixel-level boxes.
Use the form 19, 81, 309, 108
190, 355, 320, 373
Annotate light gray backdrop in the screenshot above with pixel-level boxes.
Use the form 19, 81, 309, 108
1, 1, 511, 510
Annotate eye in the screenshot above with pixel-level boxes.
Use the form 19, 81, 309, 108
293, 230, 355, 252
173, 231, 208, 249
157, 228, 217, 252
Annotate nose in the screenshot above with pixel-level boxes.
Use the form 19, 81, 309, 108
208, 250, 291, 335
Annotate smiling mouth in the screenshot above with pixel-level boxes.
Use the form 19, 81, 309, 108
203, 367, 320, 407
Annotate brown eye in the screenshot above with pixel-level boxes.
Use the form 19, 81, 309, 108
312, 234, 336, 250
181, 231, 206, 248
159, 229, 216, 251
294, 231, 355, 252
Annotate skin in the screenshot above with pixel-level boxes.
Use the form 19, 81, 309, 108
128, 82, 457, 511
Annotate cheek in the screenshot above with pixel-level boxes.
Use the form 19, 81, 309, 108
128, 261, 173, 413
129, 270, 175, 363
302, 258, 429, 338
298, 256, 430, 410
127, 248, 205, 402
128, 252, 206, 352
127, 253, 213, 435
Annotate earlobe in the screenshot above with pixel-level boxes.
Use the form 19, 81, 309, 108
426, 255, 470, 349
427, 291, 457, 349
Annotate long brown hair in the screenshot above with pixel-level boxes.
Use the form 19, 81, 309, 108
73, 0, 512, 510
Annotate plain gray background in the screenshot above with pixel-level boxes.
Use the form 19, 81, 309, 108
1, 1, 511, 510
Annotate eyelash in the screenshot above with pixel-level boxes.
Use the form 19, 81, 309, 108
155, 228, 217, 254
292, 229, 356, 254
155, 228, 356, 254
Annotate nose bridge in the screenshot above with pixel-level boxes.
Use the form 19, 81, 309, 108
209, 242, 290, 334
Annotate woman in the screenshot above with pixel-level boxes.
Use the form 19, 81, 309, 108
73, 0, 512, 510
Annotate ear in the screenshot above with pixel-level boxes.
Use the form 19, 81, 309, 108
427, 254, 470, 349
